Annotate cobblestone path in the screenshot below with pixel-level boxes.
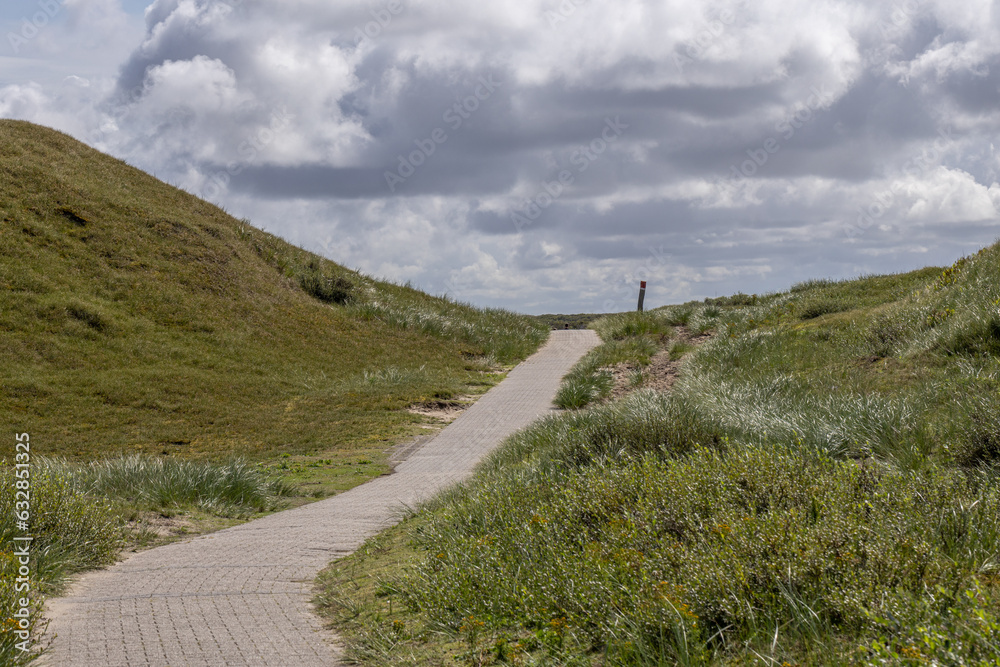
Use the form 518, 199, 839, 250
41, 330, 599, 666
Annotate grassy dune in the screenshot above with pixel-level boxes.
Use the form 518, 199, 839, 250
0, 120, 546, 663
1, 120, 545, 464
318, 246, 1000, 665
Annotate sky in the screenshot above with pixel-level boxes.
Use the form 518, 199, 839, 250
2, 0, 999, 314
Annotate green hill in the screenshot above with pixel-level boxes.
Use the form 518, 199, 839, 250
0, 120, 547, 463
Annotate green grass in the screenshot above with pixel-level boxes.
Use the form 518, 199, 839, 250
317, 243, 1000, 665
0, 120, 546, 662
668, 341, 694, 361
394, 440, 1000, 665
1, 462, 124, 664
0, 120, 546, 465
553, 312, 671, 410
41, 456, 295, 517
591, 310, 674, 341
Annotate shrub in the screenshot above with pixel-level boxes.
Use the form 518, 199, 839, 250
298, 271, 353, 305
862, 582, 1000, 665
798, 298, 846, 320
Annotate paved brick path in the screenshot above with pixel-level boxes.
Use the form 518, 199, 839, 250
40, 330, 598, 666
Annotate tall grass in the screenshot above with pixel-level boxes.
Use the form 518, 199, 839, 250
591, 310, 673, 341
0, 464, 124, 664
554, 314, 664, 410
41, 456, 295, 517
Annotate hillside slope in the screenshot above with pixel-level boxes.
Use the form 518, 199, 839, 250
0, 120, 546, 461
319, 247, 1000, 665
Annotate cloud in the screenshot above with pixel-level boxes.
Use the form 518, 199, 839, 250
2, 0, 999, 313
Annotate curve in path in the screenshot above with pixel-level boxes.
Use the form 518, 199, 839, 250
41, 330, 599, 666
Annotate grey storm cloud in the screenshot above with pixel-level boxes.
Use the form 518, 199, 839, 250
2, 0, 999, 312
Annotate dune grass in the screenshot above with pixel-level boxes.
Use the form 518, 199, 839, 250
554, 337, 660, 409
41, 455, 296, 517
0, 463, 124, 664
317, 243, 1000, 665
554, 312, 670, 410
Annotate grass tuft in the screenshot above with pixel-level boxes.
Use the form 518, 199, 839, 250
41, 456, 296, 517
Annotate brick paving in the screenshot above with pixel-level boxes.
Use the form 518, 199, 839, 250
40, 330, 599, 666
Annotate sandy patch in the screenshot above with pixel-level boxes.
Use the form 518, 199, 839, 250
127, 511, 196, 541
604, 327, 711, 399
406, 397, 474, 423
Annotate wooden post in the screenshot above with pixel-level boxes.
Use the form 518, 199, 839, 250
637, 280, 646, 312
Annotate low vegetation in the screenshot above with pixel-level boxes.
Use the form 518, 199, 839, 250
1, 463, 123, 664
42, 455, 296, 517
554, 309, 701, 410
318, 244, 1000, 664
554, 335, 660, 409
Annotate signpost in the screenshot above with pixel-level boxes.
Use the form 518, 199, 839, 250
637, 280, 646, 312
